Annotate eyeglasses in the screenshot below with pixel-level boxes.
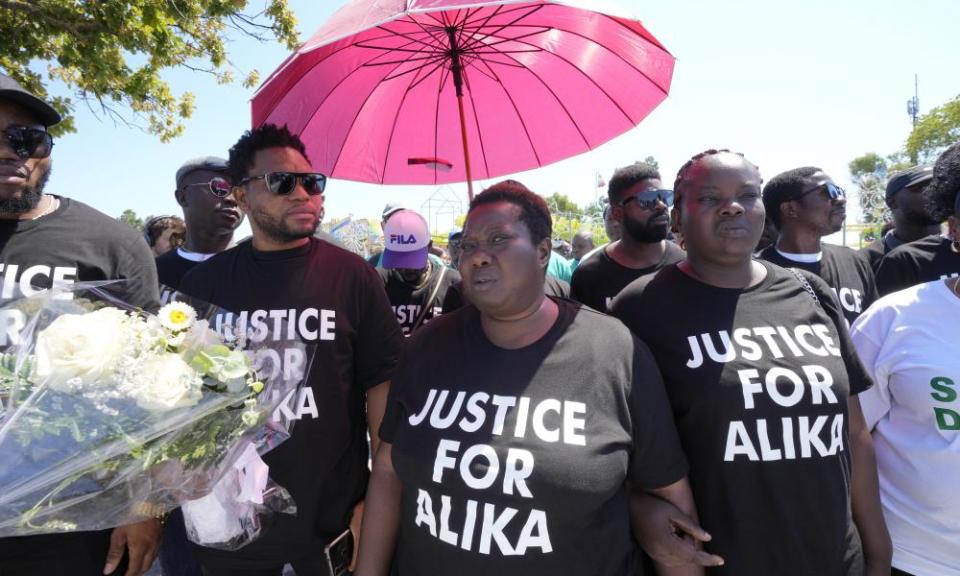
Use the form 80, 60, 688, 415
238, 172, 326, 196
182, 177, 233, 198
621, 189, 674, 210
2, 126, 53, 159
796, 181, 845, 201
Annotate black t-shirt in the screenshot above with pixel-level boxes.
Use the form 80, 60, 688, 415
0, 196, 159, 312
178, 238, 403, 565
610, 262, 872, 576
0, 196, 159, 570
155, 249, 201, 304
859, 238, 885, 274
875, 234, 960, 296
380, 299, 688, 576
758, 243, 877, 325
377, 262, 462, 336
571, 241, 685, 313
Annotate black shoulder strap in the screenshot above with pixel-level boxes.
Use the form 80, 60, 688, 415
410, 265, 447, 333
788, 267, 821, 307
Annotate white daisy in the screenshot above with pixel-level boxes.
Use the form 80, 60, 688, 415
158, 302, 197, 332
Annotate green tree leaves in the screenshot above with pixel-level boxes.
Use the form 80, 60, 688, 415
0, 0, 299, 141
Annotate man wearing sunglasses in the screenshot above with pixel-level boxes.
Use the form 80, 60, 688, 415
155, 157, 243, 307
177, 124, 402, 576
0, 75, 162, 575
571, 162, 685, 313
758, 167, 877, 325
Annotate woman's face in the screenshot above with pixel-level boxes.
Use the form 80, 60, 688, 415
459, 201, 549, 320
676, 153, 765, 266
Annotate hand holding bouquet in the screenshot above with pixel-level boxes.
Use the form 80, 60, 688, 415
0, 283, 307, 549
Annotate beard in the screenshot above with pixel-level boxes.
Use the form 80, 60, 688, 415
901, 205, 941, 227
249, 205, 319, 244
0, 164, 50, 214
621, 213, 669, 243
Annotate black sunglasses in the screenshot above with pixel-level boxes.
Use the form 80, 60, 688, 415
796, 181, 845, 201
182, 176, 233, 198
621, 189, 674, 210
239, 172, 326, 196
2, 126, 53, 159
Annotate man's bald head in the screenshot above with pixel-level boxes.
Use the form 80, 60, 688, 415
571, 230, 595, 260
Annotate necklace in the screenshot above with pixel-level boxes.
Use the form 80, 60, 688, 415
29, 196, 59, 220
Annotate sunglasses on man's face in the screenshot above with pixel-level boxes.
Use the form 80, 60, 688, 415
182, 177, 233, 198
239, 171, 326, 196
797, 181, 846, 201
621, 189, 674, 210
2, 126, 53, 160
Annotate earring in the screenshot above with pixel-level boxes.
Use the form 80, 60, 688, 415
952, 240, 960, 254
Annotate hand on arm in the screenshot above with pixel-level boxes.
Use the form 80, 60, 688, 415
631, 478, 723, 576
847, 396, 892, 576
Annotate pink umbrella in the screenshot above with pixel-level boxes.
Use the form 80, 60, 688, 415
252, 0, 674, 199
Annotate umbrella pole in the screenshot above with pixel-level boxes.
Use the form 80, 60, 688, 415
456, 94, 475, 201
447, 27, 475, 202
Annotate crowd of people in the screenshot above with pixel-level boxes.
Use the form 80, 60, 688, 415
1, 71, 958, 576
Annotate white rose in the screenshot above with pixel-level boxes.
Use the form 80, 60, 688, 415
132, 354, 203, 412
34, 308, 132, 389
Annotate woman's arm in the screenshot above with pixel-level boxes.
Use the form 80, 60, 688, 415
848, 396, 892, 576
630, 478, 724, 576
355, 442, 402, 576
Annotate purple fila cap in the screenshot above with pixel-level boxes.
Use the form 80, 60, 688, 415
382, 209, 430, 269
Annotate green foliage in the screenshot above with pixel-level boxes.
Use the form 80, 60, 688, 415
545, 192, 583, 218
642, 155, 659, 170
848, 152, 890, 226
906, 94, 960, 163
117, 208, 143, 230
0, 0, 299, 141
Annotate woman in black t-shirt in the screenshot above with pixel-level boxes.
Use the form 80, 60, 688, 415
356, 181, 722, 576
610, 150, 891, 576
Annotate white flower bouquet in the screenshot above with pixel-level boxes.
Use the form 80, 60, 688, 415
0, 282, 308, 550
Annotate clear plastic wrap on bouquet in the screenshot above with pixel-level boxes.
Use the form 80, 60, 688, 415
0, 281, 313, 550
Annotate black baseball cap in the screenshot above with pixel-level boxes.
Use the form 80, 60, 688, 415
886, 165, 933, 199
176, 156, 229, 188
0, 73, 62, 126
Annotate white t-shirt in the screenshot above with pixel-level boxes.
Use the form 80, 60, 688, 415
850, 280, 960, 576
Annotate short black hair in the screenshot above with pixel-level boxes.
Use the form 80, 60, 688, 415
607, 163, 661, 204
144, 215, 185, 248
673, 149, 760, 209
762, 166, 822, 228
925, 142, 960, 222
469, 179, 552, 245
227, 124, 310, 184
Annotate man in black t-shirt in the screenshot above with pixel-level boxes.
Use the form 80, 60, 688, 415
571, 163, 684, 312
758, 166, 877, 325
178, 124, 403, 576
859, 165, 940, 273
156, 156, 244, 305
376, 208, 461, 335
0, 73, 161, 576
875, 143, 960, 296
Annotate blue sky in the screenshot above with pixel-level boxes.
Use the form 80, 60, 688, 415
44, 0, 960, 242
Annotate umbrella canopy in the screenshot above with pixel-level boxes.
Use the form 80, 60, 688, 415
253, 0, 675, 192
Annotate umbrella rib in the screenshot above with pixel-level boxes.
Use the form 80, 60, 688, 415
457, 5, 544, 52
405, 57, 451, 92
327, 55, 414, 179
380, 61, 426, 185
458, 3, 542, 31
475, 22, 671, 101
402, 16, 452, 55
479, 67, 541, 168
466, 30, 637, 126
382, 55, 449, 83
478, 50, 590, 150
462, 68, 492, 180
461, 28, 551, 54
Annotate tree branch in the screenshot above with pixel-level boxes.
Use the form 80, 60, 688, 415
0, 0, 107, 34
